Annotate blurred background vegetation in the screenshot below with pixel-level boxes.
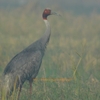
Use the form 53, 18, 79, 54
0, 0, 100, 100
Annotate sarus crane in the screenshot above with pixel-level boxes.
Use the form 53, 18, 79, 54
1, 8, 60, 100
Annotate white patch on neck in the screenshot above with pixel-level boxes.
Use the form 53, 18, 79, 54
44, 19, 50, 27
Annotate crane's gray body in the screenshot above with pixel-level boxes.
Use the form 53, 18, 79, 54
2, 19, 51, 96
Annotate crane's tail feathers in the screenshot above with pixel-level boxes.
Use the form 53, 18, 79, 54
1, 74, 22, 99
1, 74, 15, 99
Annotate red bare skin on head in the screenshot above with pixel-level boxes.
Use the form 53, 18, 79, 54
42, 9, 51, 20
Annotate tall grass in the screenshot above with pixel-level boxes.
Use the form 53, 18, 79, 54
0, 4, 100, 100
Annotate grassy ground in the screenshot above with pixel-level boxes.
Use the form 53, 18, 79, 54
0, 4, 100, 100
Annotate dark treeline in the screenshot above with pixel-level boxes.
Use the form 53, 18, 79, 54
0, 0, 100, 14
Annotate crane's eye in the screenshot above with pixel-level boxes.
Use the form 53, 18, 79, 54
44, 10, 47, 13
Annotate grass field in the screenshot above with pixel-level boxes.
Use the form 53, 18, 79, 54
0, 4, 100, 100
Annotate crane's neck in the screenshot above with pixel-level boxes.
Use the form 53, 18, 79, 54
40, 19, 51, 47
44, 19, 51, 35
44, 19, 50, 27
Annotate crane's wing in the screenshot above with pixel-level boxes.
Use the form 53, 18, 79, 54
3, 50, 43, 79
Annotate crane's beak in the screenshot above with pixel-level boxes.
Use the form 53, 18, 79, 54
51, 12, 61, 17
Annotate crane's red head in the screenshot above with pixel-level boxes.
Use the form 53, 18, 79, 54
42, 8, 61, 20
42, 8, 51, 20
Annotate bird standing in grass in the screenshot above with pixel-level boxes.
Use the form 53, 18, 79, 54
1, 8, 59, 100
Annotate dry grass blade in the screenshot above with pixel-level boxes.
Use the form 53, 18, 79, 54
73, 53, 82, 81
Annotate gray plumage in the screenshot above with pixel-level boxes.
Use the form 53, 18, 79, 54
2, 39, 46, 96
1, 8, 58, 99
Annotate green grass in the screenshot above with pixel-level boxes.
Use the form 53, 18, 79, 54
0, 3, 100, 100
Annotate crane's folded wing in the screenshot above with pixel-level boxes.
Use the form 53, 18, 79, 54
3, 50, 42, 77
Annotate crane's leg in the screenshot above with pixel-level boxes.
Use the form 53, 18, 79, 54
17, 86, 22, 100
29, 79, 33, 100
29, 79, 33, 95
